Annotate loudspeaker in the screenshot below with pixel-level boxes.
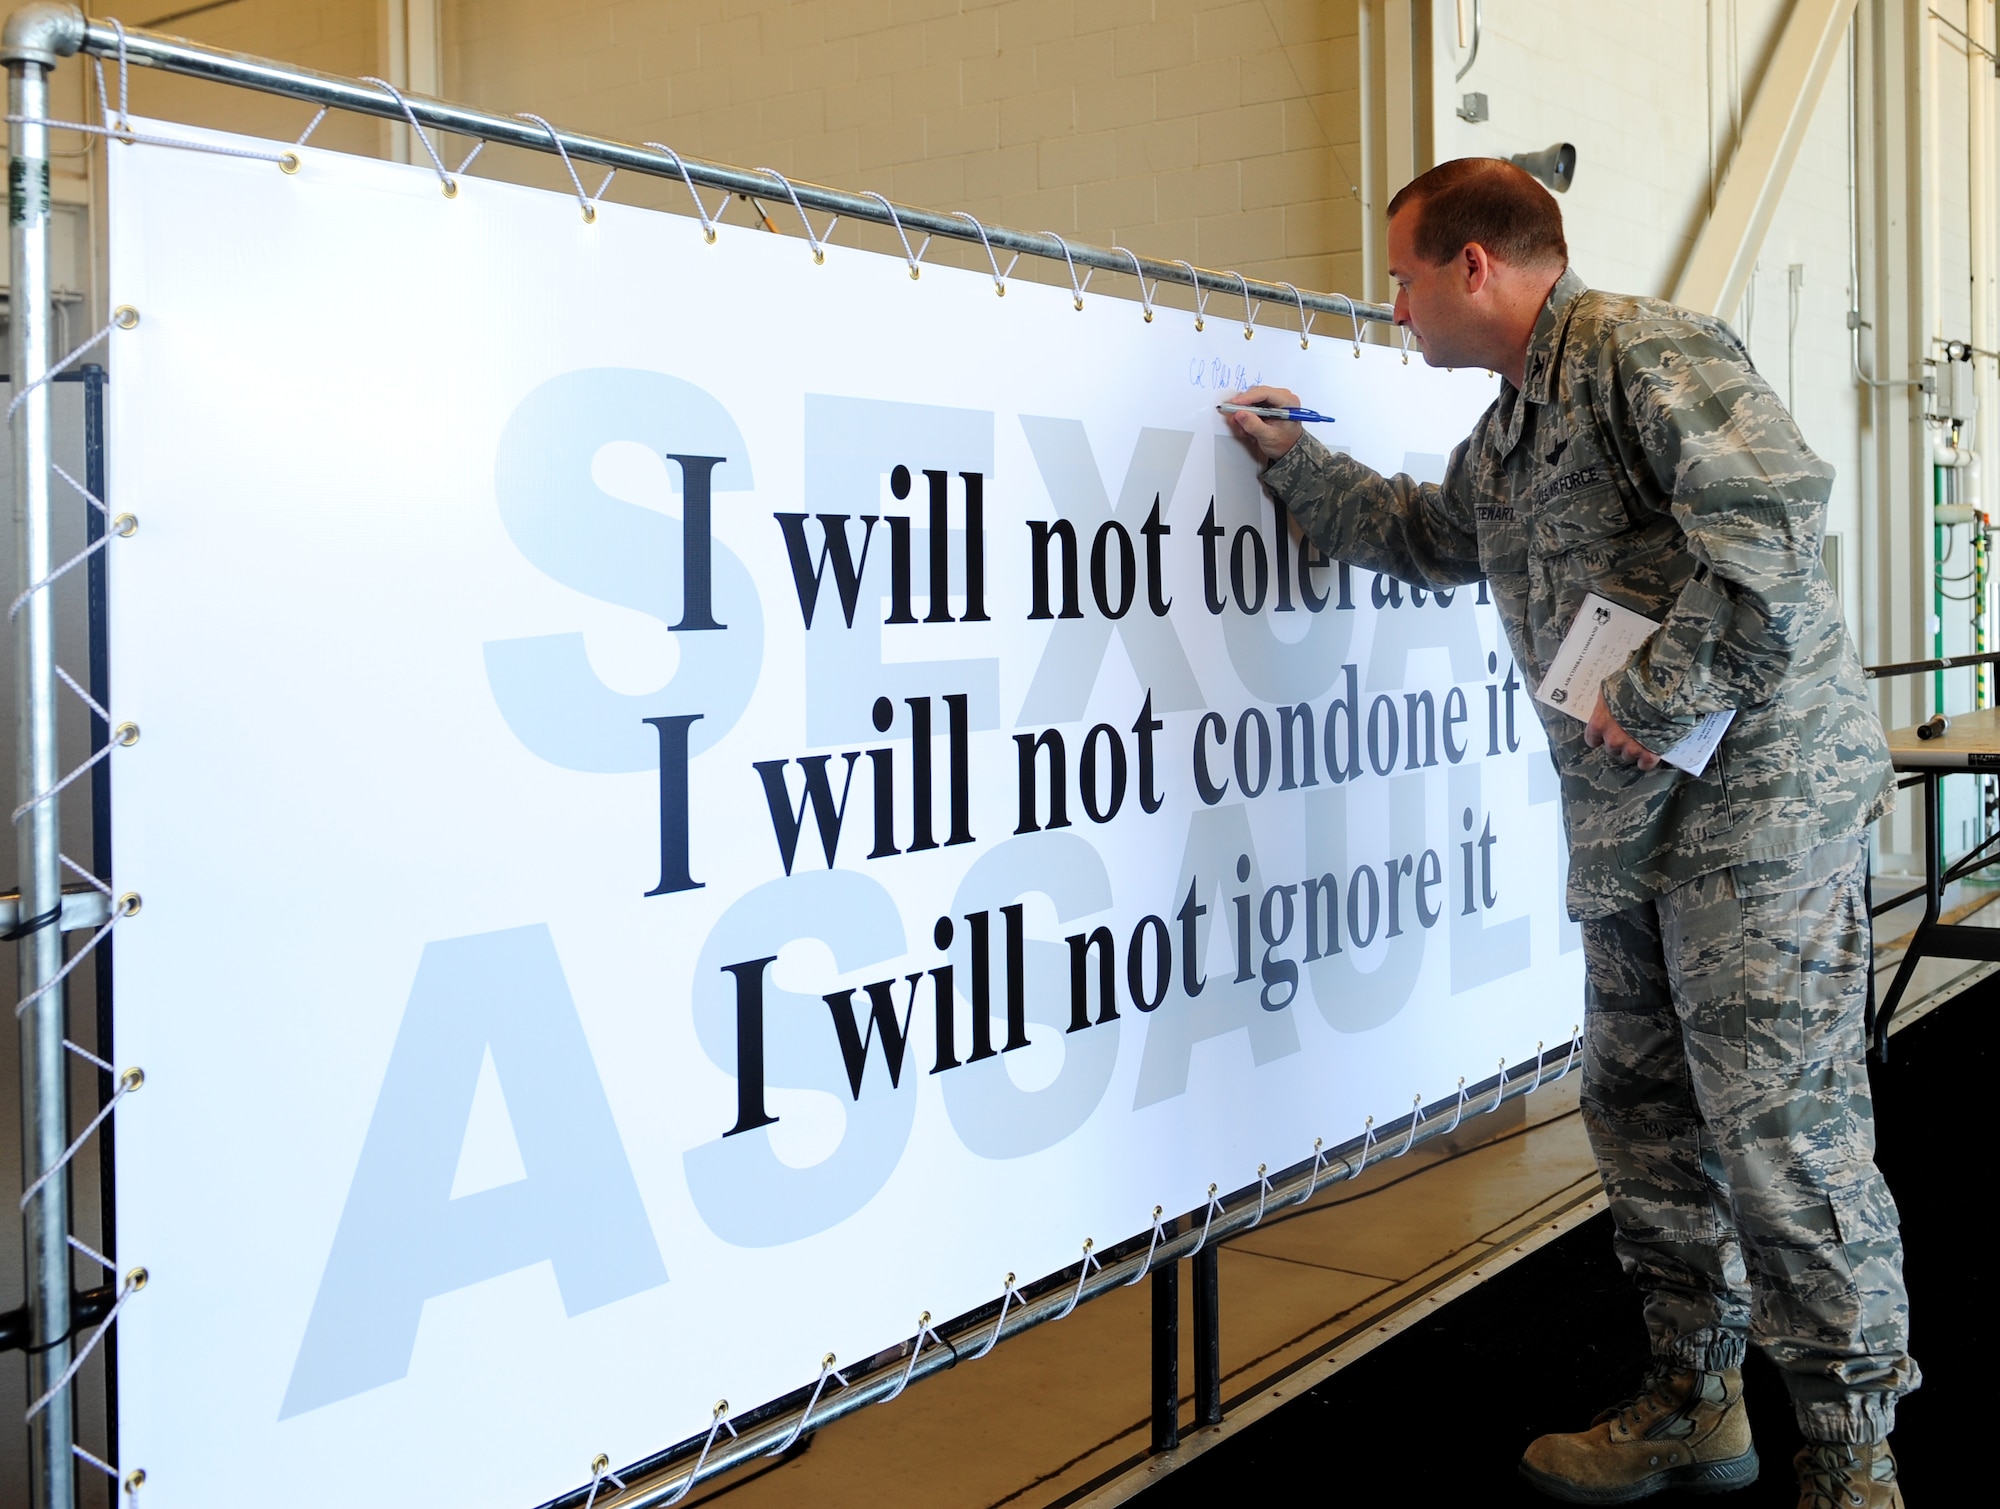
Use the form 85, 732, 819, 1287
1510, 143, 1576, 194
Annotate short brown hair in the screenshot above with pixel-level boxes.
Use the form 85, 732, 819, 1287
1387, 158, 1567, 269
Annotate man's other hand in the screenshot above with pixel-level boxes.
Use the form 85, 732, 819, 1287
1225, 385, 1305, 461
1584, 696, 1661, 771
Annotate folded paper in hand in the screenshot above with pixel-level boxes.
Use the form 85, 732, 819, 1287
1532, 591, 1734, 777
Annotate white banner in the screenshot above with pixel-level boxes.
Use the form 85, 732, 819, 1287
106, 121, 1581, 1507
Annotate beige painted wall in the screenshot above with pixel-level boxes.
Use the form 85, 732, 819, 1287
69, 1, 1365, 309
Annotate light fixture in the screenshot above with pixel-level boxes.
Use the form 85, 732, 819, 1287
1510, 143, 1577, 193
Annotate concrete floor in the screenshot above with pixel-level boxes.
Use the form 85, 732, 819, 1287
645, 889, 2000, 1509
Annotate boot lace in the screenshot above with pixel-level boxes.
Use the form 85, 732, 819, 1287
1594, 1363, 1703, 1439
1796, 1443, 1868, 1508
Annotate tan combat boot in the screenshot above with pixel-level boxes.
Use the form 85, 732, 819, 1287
1795, 1441, 1903, 1508
1518, 1364, 1760, 1503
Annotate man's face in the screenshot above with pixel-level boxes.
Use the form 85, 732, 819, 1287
1386, 206, 1475, 369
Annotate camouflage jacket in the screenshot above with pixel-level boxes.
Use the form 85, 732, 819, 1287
1262, 268, 1892, 919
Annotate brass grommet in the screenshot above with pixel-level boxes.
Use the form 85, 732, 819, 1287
703, 226, 717, 244
1082, 1237, 1094, 1252
908, 266, 920, 280
121, 1066, 145, 1093
1194, 318, 1205, 332
111, 513, 138, 538
114, 722, 139, 747
1004, 1272, 1015, 1285
126, 1266, 148, 1291
591, 1454, 609, 1475
712, 1399, 729, 1416
918, 1310, 930, 1325
1300, 338, 1310, 350
812, 248, 826, 265
1243, 327, 1254, 341
118, 892, 142, 917
124, 1470, 145, 1492
821, 1351, 836, 1367
441, 178, 459, 199
1073, 297, 1084, 311
112, 306, 140, 330
995, 284, 1005, 297
1144, 310, 1154, 322
1152, 1204, 1163, 1218
582, 203, 597, 224
278, 151, 301, 175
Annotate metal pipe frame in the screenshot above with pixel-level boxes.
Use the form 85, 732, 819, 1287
5, 6, 82, 1507
581, 1049, 1571, 1509
55, 7, 1394, 333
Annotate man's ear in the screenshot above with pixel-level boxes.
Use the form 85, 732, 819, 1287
1461, 242, 1494, 296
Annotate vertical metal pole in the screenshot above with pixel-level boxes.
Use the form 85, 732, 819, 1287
1191, 1246, 1221, 1428
9, 45, 76, 1509
1149, 1255, 1179, 1454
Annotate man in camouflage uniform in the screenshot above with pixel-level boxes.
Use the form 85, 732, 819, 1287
1229, 158, 1915, 1507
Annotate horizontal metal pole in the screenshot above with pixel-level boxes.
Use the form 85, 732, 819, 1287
74, 14, 1396, 332
0, 884, 111, 932
1864, 648, 2000, 679
587, 1045, 1576, 1509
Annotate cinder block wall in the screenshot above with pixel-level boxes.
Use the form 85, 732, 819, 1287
90, 1, 1365, 306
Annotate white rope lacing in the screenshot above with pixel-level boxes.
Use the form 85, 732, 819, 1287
643, 144, 724, 242
67, 1232, 115, 1274
656, 1408, 736, 1496
1336, 293, 1364, 357
1358, 1114, 1379, 1171
1041, 231, 1093, 309
580, 1453, 626, 1509
1170, 260, 1213, 332
294, 106, 328, 147
13, 893, 135, 1023
516, 113, 615, 222
1244, 1164, 1275, 1229
1112, 247, 1156, 322
754, 167, 838, 262
3, 113, 298, 166
1556, 1024, 1582, 1080
1278, 282, 1315, 349
1399, 324, 1414, 364
1183, 1183, 1225, 1258
878, 1314, 945, 1405
357, 77, 458, 194
10, 466, 124, 622
11, 663, 135, 825
952, 212, 1016, 295
90, 17, 129, 136
1528, 1040, 1548, 1093
8, 318, 122, 426
1121, 1206, 1168, 1286
1050, 1240, 1101, 1321
858, 191, 929, 279
1493, 1056, 1510, 1111
1391, 1093, 1423, 1157
20, 1063, 142, 1211
767, 1354, 847, 1455
963, 1274, 1024, 1362
1290, 1138, 1329, 1208
27, 1268, 141, 1421
73, 1442, 119, 1485
1442, 1076, 1471, 1134
1228, 271, 1260, 341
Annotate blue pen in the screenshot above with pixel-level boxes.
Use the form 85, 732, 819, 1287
1216, 403, 1336, 424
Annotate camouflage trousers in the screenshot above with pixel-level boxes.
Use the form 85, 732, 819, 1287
1579, 835, 1918, 1443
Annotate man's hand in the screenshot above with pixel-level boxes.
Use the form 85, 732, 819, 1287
1584, 696, 1660, 770
1224, 385, 1305, 462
